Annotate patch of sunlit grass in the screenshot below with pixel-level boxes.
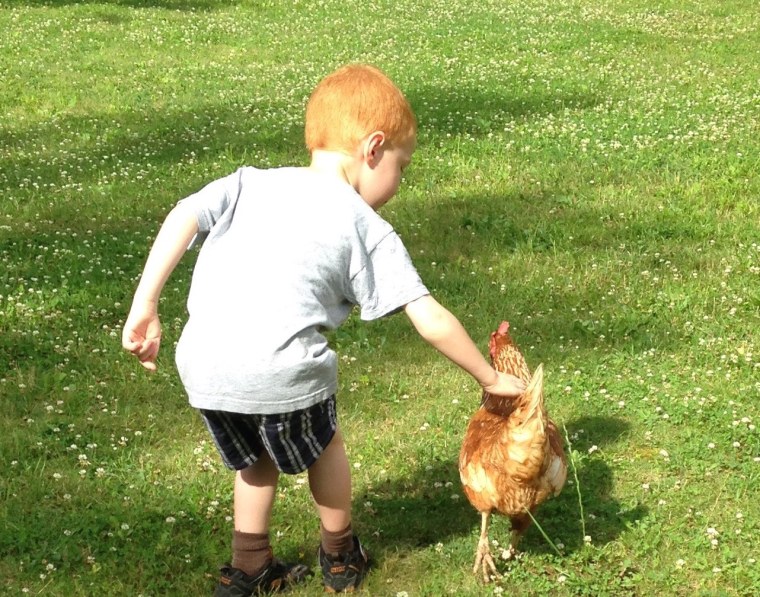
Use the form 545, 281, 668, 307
1, 0, 758, 595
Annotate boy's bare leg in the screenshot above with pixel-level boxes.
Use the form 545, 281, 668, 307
235, 453, 279, 533
227, 454, 279, 576
308, 427, 352, 533
224, 453, 312, 586
309, 426, 370, 592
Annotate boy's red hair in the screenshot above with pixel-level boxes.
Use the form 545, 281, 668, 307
305, 64, 417, 153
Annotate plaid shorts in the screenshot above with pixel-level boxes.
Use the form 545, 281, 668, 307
199, 395, 337, 475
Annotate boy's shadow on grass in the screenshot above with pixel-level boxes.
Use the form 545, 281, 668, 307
354, 415, 646, 559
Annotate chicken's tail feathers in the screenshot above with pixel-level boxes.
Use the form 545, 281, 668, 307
522, 363, 546, 429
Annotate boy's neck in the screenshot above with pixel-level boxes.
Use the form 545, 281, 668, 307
309, 149, 360, 189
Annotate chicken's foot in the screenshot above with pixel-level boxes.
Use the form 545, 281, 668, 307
472, 511, 501, 582
501, 529, 522, 560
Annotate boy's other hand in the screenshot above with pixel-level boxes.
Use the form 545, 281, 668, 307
122, 307, 162, 371
482, 371, 527, 397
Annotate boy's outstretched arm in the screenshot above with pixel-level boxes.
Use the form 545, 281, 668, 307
122, 202, 199, 371
404, 295, 526, 397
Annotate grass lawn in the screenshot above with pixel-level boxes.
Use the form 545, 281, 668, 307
1, 0, 758, 595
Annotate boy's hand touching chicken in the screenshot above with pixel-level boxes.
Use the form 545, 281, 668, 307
404, 295, 528, 398
480, 371, 526, 398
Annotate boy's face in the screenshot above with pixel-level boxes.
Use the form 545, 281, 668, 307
357, 136, 414, 210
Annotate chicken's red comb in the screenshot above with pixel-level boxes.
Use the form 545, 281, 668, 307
496, 321, 510, 335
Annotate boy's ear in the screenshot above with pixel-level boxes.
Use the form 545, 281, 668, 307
363, 131, 386, 165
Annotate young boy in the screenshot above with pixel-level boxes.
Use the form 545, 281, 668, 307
122, 64, 526, 595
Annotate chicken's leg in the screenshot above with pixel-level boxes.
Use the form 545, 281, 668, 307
472, 510, 501, 582
503, 513, 531, 560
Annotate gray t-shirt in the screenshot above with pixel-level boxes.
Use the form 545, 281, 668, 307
174, 166, 429, 414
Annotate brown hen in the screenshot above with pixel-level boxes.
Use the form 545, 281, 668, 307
459, 321, 567, 581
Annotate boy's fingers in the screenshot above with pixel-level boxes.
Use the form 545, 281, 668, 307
136, 339, 158, 358
139, 359, 158, 372
123, 337, 160, 371
489, 373, 527, 397
123, 339, 141, 352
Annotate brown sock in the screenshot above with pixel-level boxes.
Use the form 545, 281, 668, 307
320, 522, 354, 555
231, 531, 272, 576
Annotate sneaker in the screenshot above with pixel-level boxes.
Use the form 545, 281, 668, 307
214, 560, 312, 596
318, 535, 370, 593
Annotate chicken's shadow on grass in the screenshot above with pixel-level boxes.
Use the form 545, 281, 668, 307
532, 415, 647, 555
354, 415, 645, 562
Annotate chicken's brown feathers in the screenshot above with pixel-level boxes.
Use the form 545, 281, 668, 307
488, 321, 531, 382
459, 320, 568, 579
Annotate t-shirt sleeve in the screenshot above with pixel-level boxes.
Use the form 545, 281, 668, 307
177, 169, 244, 248
350, 232, 429, 321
